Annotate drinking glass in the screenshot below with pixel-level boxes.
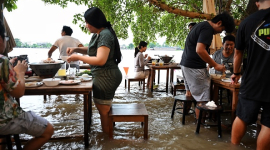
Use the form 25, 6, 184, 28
159, 60, 164, 66
123, 67, 129, 76
152, 59, 157, 65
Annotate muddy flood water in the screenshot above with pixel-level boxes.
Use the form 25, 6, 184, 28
18, 80, 257, 150
9, 48, 257, 149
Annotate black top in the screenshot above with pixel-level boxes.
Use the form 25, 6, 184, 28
180, 21, 214, 69
236, 7, 270, 102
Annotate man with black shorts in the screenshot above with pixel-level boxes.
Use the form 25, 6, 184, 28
231, 0, 270, 149
180, 12, 235, 119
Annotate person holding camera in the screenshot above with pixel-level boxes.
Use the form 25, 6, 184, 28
0, 20, 54, 150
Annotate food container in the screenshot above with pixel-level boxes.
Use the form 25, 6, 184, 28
29, 61, 64, 78
42, 78, 61, 86
155, 55, 174, 63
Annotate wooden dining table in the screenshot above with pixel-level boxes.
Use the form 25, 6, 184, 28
16, 81, 93, 147
148, 64, 181, 93
211, 77, 240, 124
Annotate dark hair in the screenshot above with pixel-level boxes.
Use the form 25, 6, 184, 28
188, 22, 197, 28
84, 7, 122, 64
211, 11, 235, 33
223, 35, 235, 44
134, 41, 147, 58
62, 26, 73, 36
0, 20, 5, 40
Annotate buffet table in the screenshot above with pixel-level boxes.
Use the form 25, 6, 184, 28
16, 81, 93, 147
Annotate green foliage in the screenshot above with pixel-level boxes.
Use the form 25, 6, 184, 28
14, 38, 52, 48
5, 0, 254, 46
127, 43, 134, 49
149, 42, 156, 48
4, 0, 18, 12
77, 69, 92, 76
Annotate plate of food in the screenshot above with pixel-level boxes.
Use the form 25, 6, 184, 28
221, 78, 231, 82
59, 80, 81, 85
78, 77, 92, 82
25, 82, 43, 87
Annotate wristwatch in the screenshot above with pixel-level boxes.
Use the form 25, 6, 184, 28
233, 72, 241, 75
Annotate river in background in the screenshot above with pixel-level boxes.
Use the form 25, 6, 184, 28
7, 48, 257, 150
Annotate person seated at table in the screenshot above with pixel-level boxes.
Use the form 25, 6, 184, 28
209, 34, 235, 77
134, 41, 151, 79
0, 20, 54, 150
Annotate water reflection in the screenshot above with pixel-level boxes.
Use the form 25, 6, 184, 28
19, 82, 256, 149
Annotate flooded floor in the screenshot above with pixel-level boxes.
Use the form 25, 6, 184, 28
18, 81, 257, 150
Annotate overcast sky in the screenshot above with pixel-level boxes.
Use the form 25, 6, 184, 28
3, 0, 142, 45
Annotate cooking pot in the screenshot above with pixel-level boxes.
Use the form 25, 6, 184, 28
155, 55, 174, 63
29, 61, 64, 77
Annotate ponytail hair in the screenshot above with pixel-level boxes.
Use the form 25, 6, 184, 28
84, 7, 122, 64
134, 41, 147, 58
134, 47, 140, 58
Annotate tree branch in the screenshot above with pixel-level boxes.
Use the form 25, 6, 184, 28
147, 0, 241, 25
225, 0, 233, 12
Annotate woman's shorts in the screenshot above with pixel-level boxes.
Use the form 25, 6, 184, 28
134, 70, 149, 79
181, 65, 210, 102
236, 98, 270, 128
0, 111, 48, 137
93, 97, 113, 106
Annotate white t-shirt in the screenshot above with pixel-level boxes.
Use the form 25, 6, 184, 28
53, 35, 82, 65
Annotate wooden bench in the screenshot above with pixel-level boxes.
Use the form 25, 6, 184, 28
125, 76, 145, 91
195, 103, 223, 138
108, 104, 148, 140
171, 95, 197, 125
170, 75, 185, 96
170, 82, 185, 96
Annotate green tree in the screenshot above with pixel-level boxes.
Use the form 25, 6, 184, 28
128, 43, 134, 49
148, 42, 156, 48
156, 43, 161, 48
46, 43, 52, 48
3, 0, 258, 46
14, 38, 22, 47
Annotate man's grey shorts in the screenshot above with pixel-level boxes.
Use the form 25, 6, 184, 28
181, 65, 210, 102
0, 111, 48, 137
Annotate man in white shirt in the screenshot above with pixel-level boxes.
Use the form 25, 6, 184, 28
48, 26, 83, 68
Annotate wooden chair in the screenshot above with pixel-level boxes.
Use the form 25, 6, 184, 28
171, 95, 197, 125
170, 75, 185, 96
195, 103, 223, 138
0, 134, 22, 150
108, 104, 148, 140
125, 76, 145, 91
170, 82, 185, 96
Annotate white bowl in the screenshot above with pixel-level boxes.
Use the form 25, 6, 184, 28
81, 74, 89, 78
42, 78, 61, 86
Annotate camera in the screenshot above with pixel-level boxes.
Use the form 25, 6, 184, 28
9, 55, 29, 67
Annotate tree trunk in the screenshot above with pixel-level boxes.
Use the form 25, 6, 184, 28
244, 0, 258, 19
